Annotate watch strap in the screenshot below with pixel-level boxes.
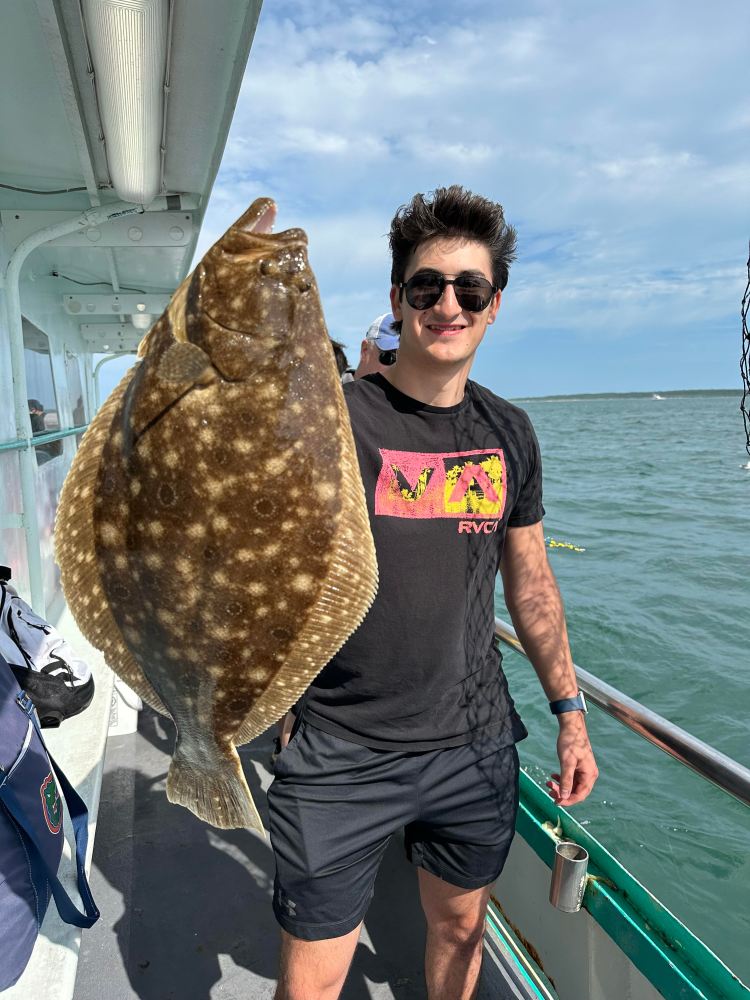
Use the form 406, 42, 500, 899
549, 692, 587, 715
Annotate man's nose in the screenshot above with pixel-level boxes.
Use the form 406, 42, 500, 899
432, 281, 461, 315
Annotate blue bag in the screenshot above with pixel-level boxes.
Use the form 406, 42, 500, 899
0, 653, 99, 991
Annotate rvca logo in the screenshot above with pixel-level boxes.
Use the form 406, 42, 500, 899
375, 449, 507, 522
458, 520, 499, 534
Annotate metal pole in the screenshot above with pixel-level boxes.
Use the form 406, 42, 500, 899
495, 617, 750, 808
93, 351, 132, 410
5, 201, 143, 613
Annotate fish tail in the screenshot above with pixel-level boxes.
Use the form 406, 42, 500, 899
166, 738, 264, 833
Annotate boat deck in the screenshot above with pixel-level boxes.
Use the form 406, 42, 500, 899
73, 707, 515, 999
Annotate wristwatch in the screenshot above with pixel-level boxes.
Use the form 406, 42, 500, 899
549, 691, 587, 715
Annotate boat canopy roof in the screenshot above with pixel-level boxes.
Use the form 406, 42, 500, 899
1, 0, 262, 354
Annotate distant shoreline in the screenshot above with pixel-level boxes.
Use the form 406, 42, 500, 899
510, 388, 742, 402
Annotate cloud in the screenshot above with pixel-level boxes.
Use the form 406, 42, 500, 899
196, 0, 749, 393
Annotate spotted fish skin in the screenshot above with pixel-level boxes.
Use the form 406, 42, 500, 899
56, 199, 378, 830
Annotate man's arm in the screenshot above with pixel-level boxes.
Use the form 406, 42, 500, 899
500, 521, 598, 806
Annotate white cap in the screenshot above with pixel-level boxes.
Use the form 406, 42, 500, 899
365, 312, 399, 351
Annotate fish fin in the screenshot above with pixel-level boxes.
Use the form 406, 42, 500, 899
166, 739, 264, 832
157, 341, 213, 383
137, 270, 192, 358
233, 378, 379, 744
55, 367, 169, 717
124, 339, 191, 440
136, 324, 158, 358
128, 283, 216, 437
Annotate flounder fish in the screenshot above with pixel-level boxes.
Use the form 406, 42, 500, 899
55, 198, 378, 831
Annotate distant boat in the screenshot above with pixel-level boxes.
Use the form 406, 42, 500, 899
652, 393, 666, 400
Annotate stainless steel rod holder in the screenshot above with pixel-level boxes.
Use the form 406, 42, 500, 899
549, 841, 589, 912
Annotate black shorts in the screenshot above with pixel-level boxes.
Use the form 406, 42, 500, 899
267, 720, 520, 941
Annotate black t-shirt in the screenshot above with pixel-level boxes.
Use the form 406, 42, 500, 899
303, 373, 544, 750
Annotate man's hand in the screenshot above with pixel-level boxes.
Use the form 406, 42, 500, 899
546, 712, 599, 806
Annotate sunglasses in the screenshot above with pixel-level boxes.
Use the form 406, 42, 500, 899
399, 271, 497, 313
378, 349, 398, 366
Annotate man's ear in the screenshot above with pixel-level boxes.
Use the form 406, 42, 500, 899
487, 289, 502, 325
359, 339, 370, 363
390, 284, 402, 321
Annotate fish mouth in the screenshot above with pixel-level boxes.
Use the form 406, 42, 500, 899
219, 198, 308, 257
245, 198, 277, 235
233, 198, 307, 246
195, 197, 314, 344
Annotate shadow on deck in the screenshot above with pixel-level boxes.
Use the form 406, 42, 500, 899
74, 708, 429, 1000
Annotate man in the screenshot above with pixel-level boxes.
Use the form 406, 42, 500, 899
28, 398, 46, 434
268, 186, 598, 1000
329, 338, 352, 379
351, 312, 400, 379
27, 398, 60, 463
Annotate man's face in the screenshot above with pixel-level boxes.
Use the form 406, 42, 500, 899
356, 340, 397, 378
390, 238, 501, 371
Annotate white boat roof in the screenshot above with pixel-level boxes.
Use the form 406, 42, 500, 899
1, 0, 263, 354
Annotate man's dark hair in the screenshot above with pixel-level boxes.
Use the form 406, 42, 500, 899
329, 338, 350, 376
389, 184, 517, 298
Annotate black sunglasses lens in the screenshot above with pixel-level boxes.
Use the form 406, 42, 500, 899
454, 276, 494, 312
405, 274, 443, 310
404, 274, 495, 312
379, 350, 398, 366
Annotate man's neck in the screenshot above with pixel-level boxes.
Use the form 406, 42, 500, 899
382, 356, 473, 407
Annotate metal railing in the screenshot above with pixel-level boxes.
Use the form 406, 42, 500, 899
0, 425, 89, 454
495, 616, 750, 808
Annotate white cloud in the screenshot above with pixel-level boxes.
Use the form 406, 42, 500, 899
592, 151, 696, 183
196, 0, 749, 393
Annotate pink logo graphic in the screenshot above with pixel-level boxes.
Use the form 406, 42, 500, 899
447, 465, 501, 506
375, 448, 506, 519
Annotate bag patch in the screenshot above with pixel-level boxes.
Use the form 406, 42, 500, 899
40, 773, 62, 834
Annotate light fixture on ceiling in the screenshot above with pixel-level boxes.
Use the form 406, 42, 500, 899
82, 0, 170, 205
131, 313, 153, 330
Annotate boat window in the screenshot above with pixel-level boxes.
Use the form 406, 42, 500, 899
23, 318, 62, 465
65, 349, 86, 445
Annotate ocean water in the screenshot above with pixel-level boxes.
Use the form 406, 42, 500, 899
494, 391, 750, 983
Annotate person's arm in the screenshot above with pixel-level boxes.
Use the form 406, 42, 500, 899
279, 709, 296, 749
500, 521, 598, 806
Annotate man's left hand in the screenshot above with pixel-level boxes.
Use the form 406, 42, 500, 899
546, 713, 599, 806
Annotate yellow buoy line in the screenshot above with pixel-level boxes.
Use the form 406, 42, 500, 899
545, 537, 586, 553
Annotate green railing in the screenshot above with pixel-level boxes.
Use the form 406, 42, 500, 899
0, 425, 89, 454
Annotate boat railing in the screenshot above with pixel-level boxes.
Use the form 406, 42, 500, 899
0, 425, 89, 454
495, 616, 750, 808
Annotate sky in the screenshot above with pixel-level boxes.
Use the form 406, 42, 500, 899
185, 1, 747, 397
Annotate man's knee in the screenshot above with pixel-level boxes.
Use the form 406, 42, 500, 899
427, 911, 485, 952
419, 870, 491, 951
